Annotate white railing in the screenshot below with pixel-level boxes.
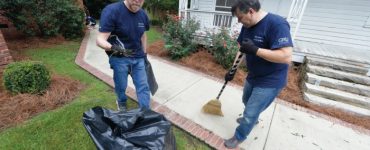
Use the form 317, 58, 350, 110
287, 0, 309, 40
213, 13, 233, 28
178, 9, 239, 31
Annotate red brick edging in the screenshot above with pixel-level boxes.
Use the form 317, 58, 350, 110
0, 30, 13, 68
74, 30, 236, 150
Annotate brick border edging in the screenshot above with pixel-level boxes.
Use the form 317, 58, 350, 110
0, 30, 13, 68
74, 30, 236, 150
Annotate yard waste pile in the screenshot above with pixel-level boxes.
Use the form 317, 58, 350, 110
82, 106, 176, 150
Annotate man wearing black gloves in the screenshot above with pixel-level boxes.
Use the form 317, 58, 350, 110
96, 0, 151, 111
224, 0, 293, 148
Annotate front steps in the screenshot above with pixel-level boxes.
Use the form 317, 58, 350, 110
302, 57, 370, 116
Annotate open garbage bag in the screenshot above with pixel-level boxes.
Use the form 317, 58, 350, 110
145, 57, 158, 95
82, 106, 176, 150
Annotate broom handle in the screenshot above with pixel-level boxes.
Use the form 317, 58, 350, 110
216, 53, 244, 100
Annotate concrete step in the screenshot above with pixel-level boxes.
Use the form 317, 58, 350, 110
304, 93, 370, 117
306, 73, 370, 97
304, 83, 370, 110
304, 54, 370, 68
307, 65, 370, 86
306, 57, 369, 75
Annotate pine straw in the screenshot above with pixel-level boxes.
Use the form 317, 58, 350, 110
147, 41, 247, 84
147, 40, 370, 130
5, 36, 67, 61
5, 35, 66, 51
0, 75, 85, 130
279, 67, 370, 129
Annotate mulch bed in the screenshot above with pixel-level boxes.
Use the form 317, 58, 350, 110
0, 36, 84, 131
148, 40, 370, 130
0, 74, 84, 130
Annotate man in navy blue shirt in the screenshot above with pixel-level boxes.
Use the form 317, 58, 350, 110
224, 0, 293, 148
96, 0, 150, 111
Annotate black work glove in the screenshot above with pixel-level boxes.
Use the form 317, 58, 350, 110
111, 45, 135, 57
240, 39, 259, 55
224, 69, 235, 82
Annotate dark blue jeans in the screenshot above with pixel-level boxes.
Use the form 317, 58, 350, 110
235, 81, 282, 141
109, 56, 151, 109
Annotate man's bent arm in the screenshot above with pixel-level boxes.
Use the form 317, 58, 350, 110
141, 32, 147, 53
96, 32, 112, 51
256, 47, 292, 64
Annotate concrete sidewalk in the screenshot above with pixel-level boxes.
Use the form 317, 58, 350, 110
75, 27, 370, 150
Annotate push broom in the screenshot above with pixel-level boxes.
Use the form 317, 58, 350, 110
202, 53, 244, 116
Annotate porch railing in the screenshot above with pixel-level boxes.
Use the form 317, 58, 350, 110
178, 9, 239, 31
213, 13, 233, 28
287, 0, 309, 40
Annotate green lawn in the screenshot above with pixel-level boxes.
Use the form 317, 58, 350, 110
0, 28, 211, 150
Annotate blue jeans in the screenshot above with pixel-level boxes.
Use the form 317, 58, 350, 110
234, 81, 282, 141
109, 56, 151, 109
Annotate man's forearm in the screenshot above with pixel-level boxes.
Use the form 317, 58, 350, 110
96, 32, 112, 51
141, 33, 147, 53
256, 47, 292, 64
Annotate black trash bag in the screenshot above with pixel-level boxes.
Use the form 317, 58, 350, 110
82, 106, 176, 150
145, 57, 158, 95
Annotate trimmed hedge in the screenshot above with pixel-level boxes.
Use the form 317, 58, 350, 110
0, 0, 84, 39
3, 61, 50, 94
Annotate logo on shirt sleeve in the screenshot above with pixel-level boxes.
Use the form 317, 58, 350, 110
278, 37, 289, 44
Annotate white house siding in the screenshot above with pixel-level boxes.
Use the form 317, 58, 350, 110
185, 0, 242, 33
262, 0, 370, 50
295, 0, 370, 50
195, 0, 215, 12
182, 0, 370, 50
190, 0, 215, 29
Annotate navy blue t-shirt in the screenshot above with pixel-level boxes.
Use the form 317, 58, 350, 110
99, 2, 149, 58
237, 13, 293, 88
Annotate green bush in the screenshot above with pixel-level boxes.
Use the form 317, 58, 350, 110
3, 61, 51, 94
162, 15, 200, 60
0, 0, 84, 39
206, 28, 240, 69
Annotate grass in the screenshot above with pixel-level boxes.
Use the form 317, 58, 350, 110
147, 26, 163, 44
0, 28, 211, 150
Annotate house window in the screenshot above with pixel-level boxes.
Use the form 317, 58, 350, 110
215, 0, 237, 12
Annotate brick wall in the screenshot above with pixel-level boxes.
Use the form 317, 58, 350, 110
0, 30, 13, 69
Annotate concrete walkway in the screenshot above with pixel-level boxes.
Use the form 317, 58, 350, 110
75, 27, 370, 150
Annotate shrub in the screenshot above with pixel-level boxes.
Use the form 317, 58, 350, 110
0, 0, 84, 39
3, 61, 51, 94
162, 15, 200, 60
206, 28, 240, 69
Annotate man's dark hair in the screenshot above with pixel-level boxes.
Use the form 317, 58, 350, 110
231, 0, 261, 16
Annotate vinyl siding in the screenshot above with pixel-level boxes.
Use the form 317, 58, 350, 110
185, 0, 370, 50
296, 0, 370, 49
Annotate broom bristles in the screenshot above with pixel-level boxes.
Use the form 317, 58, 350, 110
202, 99, 223, 116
